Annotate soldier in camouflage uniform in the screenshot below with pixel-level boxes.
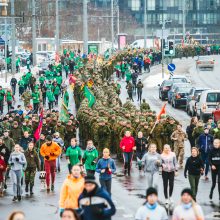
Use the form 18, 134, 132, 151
192, 120, 204, 147
21, 89, 32, 107
24, 142, 40, 195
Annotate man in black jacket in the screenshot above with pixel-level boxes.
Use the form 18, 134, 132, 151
135, 131, 148, 171
19, 131, 33, 151
10, 77, 17, 95
78, 176, 116, 220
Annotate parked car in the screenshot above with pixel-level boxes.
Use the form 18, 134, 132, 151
158, 80, 173, 100
171, 84, 192, 108
196, 56, 215, 70
168, 83, 189, 103
196, 90, 220, 122
169, 75, 190, 83
186, 87, 210, 116
213, 107, 220, 123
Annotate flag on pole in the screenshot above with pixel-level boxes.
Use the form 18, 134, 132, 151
157, 103, 166, 121
34, 109, 43, 141
59, 101, 70, 123
84, 86, 95, 108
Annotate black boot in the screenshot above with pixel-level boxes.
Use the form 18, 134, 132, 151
30, 185, 34, 195
17, 195, 21, 201
209, 189, 213, 200
128, 163, 131, 176
25, 184, 29, 193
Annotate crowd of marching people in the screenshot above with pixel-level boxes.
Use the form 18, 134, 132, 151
1, 47, 220, 220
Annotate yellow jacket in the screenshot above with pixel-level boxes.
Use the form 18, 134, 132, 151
59, 175, 85, 209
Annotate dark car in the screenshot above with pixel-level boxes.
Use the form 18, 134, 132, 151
158, 80, 173, 100
171, 85, 192, 108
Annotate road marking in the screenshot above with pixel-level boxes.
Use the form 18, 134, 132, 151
205, 212, 220, 219
122, 214, 134, 218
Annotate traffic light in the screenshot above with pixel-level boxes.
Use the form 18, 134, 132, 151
164, 40, 175, 56
168, 40, 174, 55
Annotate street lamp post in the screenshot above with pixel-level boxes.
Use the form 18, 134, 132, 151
4, 17, 7, 82
83, 0, 88, 55
144, 0, 147, 49
55, 0, 60, 55
32, 0, 36, 66
11, 0, 16, 76
183, 0, 186, 44
111, 0, 114, 51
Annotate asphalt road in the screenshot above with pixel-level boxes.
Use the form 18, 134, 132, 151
1, 57, 220, 220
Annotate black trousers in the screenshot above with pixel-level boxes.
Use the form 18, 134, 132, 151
48, 102, 53, 110
137, 91, 142, 101
128, 91, 134, 101
33, 103, 39, 113
0, 100, 3, 114
162, 171, 175, 199
99, 178, 112, 196
210, 167, 220, 197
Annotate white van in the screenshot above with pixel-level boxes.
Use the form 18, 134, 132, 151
196, 90, 220, 121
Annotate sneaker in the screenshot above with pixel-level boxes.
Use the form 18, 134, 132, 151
17, 195, 21, 201
4, 184, 7, 189
205, 176, 209, 181
51, 184, 54, 192
209, 192, 213, 200
47, 187, 50, 193
58, 167, 61, 172
12, 196, 17, 202
0, 191, 4, 197
169, 197, 174, 204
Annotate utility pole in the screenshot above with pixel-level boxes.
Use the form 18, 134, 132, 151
11, 0, 16, 76
83, 0, 88, 54
183, 0, 186, 44
32, 0, 36, 66
4, 17, 7, 82
144, 0, 147, 49
55, 0, 60, 54
117, 5, 119, 35
111, 0, 114, 51
161, 22, 165, 79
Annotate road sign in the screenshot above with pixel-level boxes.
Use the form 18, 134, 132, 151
168, 63, 176, 72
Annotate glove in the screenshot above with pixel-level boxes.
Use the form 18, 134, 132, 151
45, 156, 50, 160
50, 153, 55, 156
184, 174, 187, 179
91, 206, 103, 216
59, 208, 64, 217
15, 157, 19, 162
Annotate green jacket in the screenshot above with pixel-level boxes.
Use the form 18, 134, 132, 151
32, 91, 40, 104
83, 149, 99, 171
18, 80, 25, 88
53, 85, 60, 95
66, 146, 82, 166
46, 90, 55, 102
0, 89, 5, 101
39, 76, 45, 84
64, 91, 69, 107
6, 91, 13, 102
56, 76, 62, 85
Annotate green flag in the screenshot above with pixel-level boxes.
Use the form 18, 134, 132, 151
59, 101, 69, 123
84, 86, 95, 108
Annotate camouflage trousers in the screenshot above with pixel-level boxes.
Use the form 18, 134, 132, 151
25, 168, 36, 186
174, 146, 184, 166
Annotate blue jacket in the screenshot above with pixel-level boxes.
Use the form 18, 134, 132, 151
78, 186, 116, 220
96, 158, 116, 180
198, 133, 213, 153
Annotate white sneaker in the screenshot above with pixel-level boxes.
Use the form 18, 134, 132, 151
165, 199, 169, 204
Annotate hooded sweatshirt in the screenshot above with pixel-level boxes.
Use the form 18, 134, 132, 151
59, 175, 84, 209
120, 136, 135, 153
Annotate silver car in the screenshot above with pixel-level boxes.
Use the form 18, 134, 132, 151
196, 56, 215, 70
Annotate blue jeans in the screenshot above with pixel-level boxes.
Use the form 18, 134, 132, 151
201, 151, 209, 176
123, 152, 133, 175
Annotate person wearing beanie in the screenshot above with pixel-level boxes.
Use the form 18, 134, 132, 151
78, 175, 116, 220
40, 135, 62, 192
172, 188, 204, 220
135, 187, 168, 220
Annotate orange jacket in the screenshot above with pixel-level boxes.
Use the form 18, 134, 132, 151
59, 175, 85, 209
40, 142, 62, 161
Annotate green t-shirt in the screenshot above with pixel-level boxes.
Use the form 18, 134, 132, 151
66, 146, 82, 166
53, 85, 60, 95
18, 80, 25, 88
0, 90, 5, 101
83, 149, 99, 171
32, 91, 40, 104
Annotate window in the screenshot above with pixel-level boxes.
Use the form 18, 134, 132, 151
131, 0, 140, 11
206, 93, 220, 102
147, 0, 155, 10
